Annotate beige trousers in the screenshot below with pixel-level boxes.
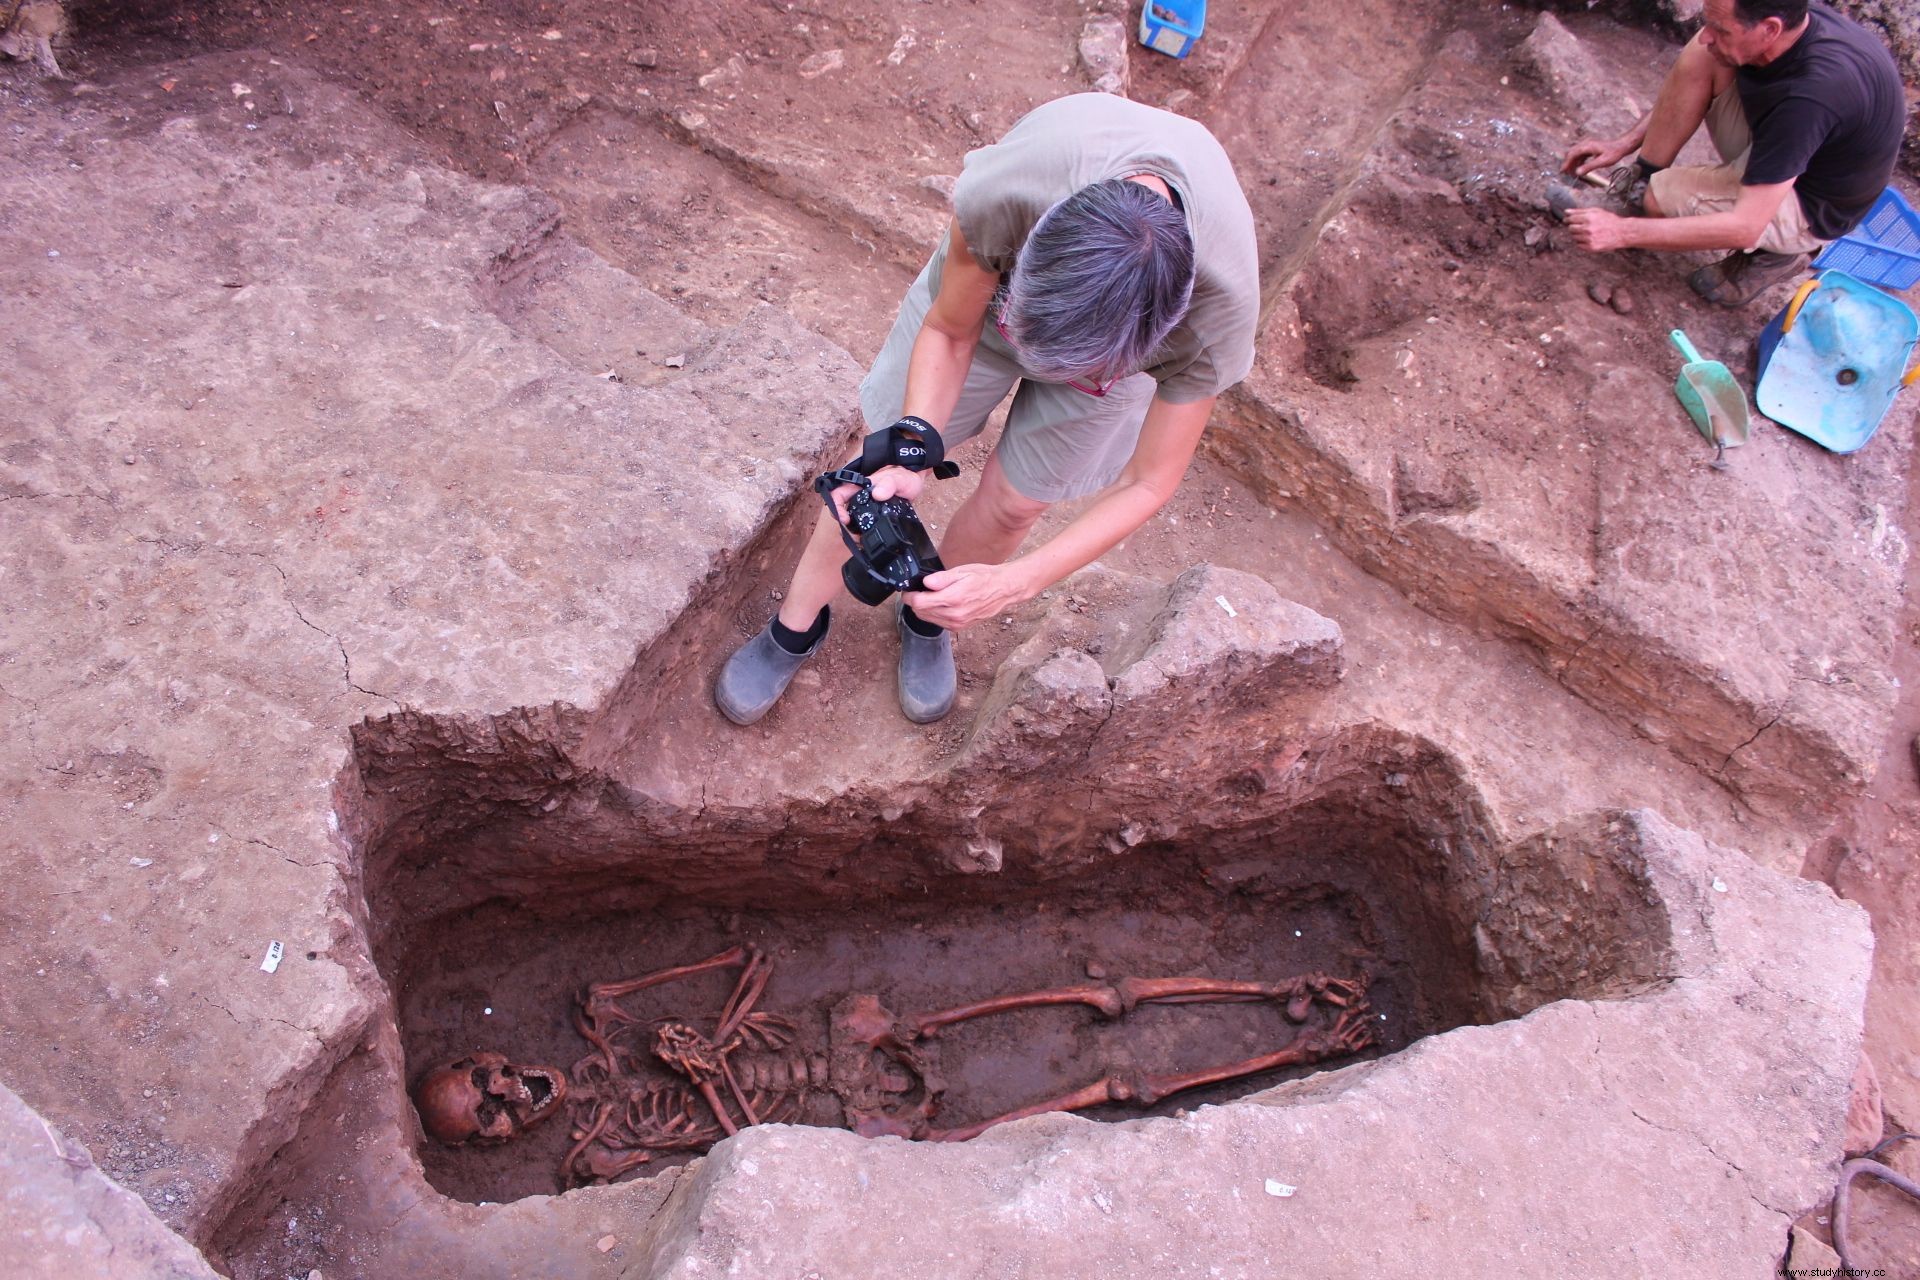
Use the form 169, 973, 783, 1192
1645, 87, 1826, 255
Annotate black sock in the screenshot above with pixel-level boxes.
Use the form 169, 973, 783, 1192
770, 606, 828, 654
900, 604, 944, 638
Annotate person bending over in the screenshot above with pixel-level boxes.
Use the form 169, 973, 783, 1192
715, 93, 1259, 725
1551, 0, 1903, 306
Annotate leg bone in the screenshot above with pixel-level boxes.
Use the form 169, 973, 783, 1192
908, 986, 1128, 1039
908, 972, 1361, 1041
921, 1004, 1377, 1144
1127, 1006, 1377, 1105
927, 1078, 1131, 1143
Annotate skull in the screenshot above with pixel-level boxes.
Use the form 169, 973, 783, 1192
413, 1051, 569, 1145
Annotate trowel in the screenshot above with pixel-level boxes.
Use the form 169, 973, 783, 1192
1668, 329, 1751, 467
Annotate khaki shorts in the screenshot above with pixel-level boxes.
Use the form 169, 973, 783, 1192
1646, 87, 1826, 255
859, 253, 1156, 504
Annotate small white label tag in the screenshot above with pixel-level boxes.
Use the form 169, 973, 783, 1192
1215, 595, 1237, 618
1264, 1179, 1296, 1198
260, 940, 284, 974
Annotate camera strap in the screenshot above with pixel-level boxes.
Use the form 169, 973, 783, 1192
813, 415, 957, 558
813, 467, 877, 559
849, 416, 960, 480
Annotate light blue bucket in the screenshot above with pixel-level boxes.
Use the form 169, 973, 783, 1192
1754, 270, 1919, 454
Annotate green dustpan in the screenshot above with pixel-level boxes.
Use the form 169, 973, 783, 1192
1670, 329, 1751, 466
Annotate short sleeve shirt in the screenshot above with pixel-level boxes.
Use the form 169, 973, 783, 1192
1738, 2, 1905, 240
943, 94, 1261, 404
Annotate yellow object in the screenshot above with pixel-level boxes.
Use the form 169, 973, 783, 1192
1782, 276, 1820, 335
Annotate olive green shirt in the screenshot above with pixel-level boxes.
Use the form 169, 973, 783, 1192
946, 93, 1261, 404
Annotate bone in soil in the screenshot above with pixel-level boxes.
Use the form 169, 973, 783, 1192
397, 886, 1426, 1205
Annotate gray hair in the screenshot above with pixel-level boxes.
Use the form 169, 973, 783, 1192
1001, 178, 1195, 386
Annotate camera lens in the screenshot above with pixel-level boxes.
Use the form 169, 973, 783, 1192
841, 556, 899, 606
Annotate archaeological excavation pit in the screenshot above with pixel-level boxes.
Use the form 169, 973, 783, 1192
7, 0, 1896, 1271
395, 868, 1407, 1204
329, 702, 1678, 1212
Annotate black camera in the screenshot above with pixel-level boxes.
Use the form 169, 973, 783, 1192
813, 467, 946, 606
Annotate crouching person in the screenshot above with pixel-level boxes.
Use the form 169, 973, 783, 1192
1550, 0, 1903, 306
716, 93, 1259, 726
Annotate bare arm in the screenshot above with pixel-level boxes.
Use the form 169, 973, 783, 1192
850, 218, 999, 512
900, 218, 999, 433
903, 394, 1215, 629
1565, 178, 1797, 253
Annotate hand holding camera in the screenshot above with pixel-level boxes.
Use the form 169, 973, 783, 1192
820, 464, 926, 526
812, 416, 958, 607
815, 468, 946, 605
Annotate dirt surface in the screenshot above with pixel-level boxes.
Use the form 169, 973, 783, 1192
0, 1081, 221, 1280
2, 0, 1918, 1275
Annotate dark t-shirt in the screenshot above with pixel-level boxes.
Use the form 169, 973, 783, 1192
1738, 2, 1905, 240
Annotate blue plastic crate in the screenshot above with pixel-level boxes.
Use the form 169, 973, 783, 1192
1813, 187, 1920, 291
1140, 0, 1205, 58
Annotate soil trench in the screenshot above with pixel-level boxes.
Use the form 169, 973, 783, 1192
261, 675, 1671, 1257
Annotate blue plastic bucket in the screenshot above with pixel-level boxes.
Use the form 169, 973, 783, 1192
1755, 269, 1918, 453
1139, 0, 1205, 58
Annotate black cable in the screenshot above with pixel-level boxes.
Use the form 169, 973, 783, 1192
1832, 1132, 1920, 1271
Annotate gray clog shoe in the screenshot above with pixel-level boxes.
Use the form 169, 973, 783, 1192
896, 603, 955, 724
715, 615, 826, 725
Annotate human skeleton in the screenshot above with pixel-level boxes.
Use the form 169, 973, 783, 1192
412, 944, 1376, 1187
